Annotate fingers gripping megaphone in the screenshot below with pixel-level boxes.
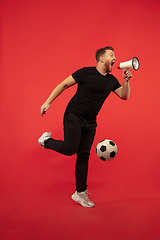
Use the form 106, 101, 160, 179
117, 57, 139, 70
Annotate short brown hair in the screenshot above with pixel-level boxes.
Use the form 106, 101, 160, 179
95, 46, 114, 62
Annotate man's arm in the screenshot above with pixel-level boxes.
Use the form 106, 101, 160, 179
41, 75, 76, 116
114, 69, 132, 100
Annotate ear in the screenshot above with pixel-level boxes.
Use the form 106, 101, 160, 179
100, 56, 104, 63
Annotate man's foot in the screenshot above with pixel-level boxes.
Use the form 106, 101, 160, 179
38, 132, 51, 148
71, 190, 94, 208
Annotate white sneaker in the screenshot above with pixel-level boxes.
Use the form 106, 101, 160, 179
38, 132, 51, 148
71, 190, 94, 208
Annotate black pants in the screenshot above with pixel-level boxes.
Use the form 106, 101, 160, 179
45, 112, 97, 192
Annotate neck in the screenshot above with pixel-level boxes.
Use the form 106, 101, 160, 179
96, 63, 108, 76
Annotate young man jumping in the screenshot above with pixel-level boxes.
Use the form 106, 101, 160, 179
38, 46, 132, 207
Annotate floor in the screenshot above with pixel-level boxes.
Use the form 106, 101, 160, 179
1, 151, 160, 240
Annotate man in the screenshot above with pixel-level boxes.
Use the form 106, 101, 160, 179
38, 46, 132, 208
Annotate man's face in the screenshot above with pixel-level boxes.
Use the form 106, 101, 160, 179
103, 50, 116, 72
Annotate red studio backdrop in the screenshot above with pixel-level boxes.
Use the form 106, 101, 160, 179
0, 0, 160, 239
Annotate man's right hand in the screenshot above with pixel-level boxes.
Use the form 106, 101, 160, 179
41, 102, 50, 116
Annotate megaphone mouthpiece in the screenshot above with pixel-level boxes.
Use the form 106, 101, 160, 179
117, 57, 139, 70
117, 63, 121, 69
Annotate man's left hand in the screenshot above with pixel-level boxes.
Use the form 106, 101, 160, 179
123, 69, 132, 81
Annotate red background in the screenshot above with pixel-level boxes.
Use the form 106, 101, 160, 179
0, 0, 160, 239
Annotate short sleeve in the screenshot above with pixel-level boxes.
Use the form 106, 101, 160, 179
72, 67, 86, 83
112, 75, 122, 91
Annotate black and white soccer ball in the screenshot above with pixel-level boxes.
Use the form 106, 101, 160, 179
96, 139, 118, 161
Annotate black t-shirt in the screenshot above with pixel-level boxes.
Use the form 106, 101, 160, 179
65, 67, 121, 122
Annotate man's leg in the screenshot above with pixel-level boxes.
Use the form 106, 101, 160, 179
44, 113, 82, 156
71, 127, 96, 207
75, 127, 96, 192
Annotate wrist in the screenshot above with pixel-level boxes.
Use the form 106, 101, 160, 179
123, 78, 129, 84
46, 100, 51, 105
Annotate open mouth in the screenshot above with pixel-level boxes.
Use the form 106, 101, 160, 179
111, 62, 115, 68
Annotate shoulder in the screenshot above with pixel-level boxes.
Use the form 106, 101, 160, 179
73, 67, 97, 74
107, 73, 117, 79
72, 67, 97, 82
108, 74, 122, 91
84, 67, 98, 74
72, 67, 86, 76
107, 73, 120, 83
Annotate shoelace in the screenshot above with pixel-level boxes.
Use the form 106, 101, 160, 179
79, 190, 92, 202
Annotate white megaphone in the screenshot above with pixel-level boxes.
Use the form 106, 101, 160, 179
117, 57, 139, 70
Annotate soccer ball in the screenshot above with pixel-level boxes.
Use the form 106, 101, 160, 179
96, 139, 118, 161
